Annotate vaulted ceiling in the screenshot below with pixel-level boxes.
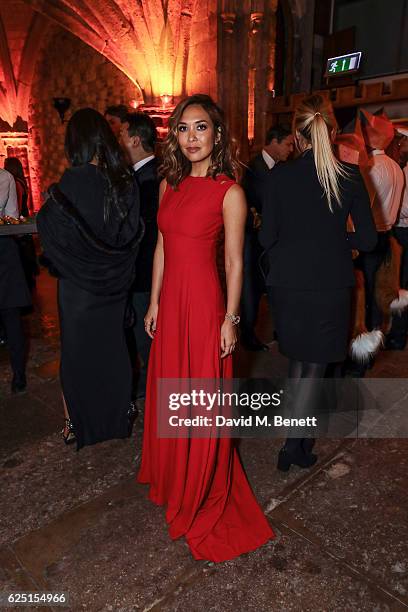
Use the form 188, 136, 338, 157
0, 0, 49, 125
0, 0, 307, 128
23, 0, 199, 97
0, 0, 199, 126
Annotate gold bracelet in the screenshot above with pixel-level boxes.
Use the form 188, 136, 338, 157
225, 313, 240, 325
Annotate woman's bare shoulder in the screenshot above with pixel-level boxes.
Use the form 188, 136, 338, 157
159, 178, 168, 200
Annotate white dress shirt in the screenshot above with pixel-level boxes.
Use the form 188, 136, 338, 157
133, 155, 155, 173
362, 150, 404, 232
396, 163, 408, 228
0, 168, 19, 218
261, 149, 276, 170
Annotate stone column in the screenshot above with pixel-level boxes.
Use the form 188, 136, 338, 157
248, 10, 264, 147
218, 3, 252, 159
218, 8, 237, 137
218, 0, 282, 159
249, 0, 279, 153
286, 0, 315, 94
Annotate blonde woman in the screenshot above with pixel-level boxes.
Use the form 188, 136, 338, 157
259, 95, 377, 470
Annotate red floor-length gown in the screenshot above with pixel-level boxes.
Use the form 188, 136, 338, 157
137, 174, 274, 562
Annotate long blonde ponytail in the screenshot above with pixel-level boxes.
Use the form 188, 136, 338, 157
294, 95, 347, 211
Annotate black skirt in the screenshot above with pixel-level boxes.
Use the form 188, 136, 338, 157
58, 278, 130, 449
268, 286, 352, 363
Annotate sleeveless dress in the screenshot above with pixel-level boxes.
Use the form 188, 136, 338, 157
137, 174, 274, 562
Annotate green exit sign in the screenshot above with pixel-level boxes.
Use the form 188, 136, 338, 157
325, 52, 362, 76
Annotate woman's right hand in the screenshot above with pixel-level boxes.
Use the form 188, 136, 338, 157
144, 303, 158, 339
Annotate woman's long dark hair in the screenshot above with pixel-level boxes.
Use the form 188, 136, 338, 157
65, 108, 133, 223
5, 156, 29, 216
160, 94, 240, 187
4, 157, 27, 187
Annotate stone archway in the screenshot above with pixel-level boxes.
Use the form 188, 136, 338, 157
1, 0, 218, 207
0, 3, 50, 127
1, 0, 218, 128
21, 0, 203, 103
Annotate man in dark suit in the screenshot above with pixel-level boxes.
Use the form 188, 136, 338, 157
121, 113, 160, 398
240, 125, 294, 351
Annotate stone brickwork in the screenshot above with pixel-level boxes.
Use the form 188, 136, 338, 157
187, 0, 218, 99
0, 1, 50, 127
28, 26, 138, 208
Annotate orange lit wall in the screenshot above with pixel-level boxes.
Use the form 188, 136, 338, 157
0, 132, 34, 212
27, 27, 142, 208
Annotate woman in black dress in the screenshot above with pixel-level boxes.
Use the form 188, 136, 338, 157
37, 108, 143, 449
259, 95, 377, 470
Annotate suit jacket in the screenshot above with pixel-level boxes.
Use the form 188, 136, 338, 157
133, 158, 159, 292
241, 152, 275, 239
241, 152, 272, 214
258, 150, 377, 290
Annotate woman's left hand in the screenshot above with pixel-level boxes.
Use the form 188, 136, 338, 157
221, 320, 237, 358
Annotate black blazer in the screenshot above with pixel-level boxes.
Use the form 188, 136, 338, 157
133, 158, 159, 292
241, 152, 274, 236
258, 150, 377, 290
241, 152, 271, 214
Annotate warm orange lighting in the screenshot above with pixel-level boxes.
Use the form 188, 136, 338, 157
140, 105, 175, 140
1, 132, 29, 147
0, 132, 35, 212
129, 99, 141, 109
247, 69, 255, 143
160, 94, 173, 108
147, 65, 175, 99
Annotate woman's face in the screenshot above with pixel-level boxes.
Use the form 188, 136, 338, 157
295, 130, 309, 153
177, 104, 217, 164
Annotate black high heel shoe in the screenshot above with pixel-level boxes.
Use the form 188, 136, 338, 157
61, 418, 76, 445
127, 401, 138, 436
277, 445, 317, 472
11, 374, 27, 394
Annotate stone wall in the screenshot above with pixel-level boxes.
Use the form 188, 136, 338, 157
28, 26, 138, 208
187, 0, 218, 99
27, 14, 219, 209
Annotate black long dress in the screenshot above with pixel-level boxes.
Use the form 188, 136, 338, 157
37, 164, 142, 449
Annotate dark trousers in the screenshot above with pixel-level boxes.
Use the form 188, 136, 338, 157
132, 291, 152, 398
240, 232, 265, 341
387, 227, 408, 343
355, 231, 390, 331
0, 308, 26, 381
17, 236, 39, 291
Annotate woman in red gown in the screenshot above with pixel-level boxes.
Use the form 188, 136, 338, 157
138, 94, 273, 562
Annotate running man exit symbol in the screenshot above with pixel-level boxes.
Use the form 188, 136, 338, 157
326, 52, 362, 76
